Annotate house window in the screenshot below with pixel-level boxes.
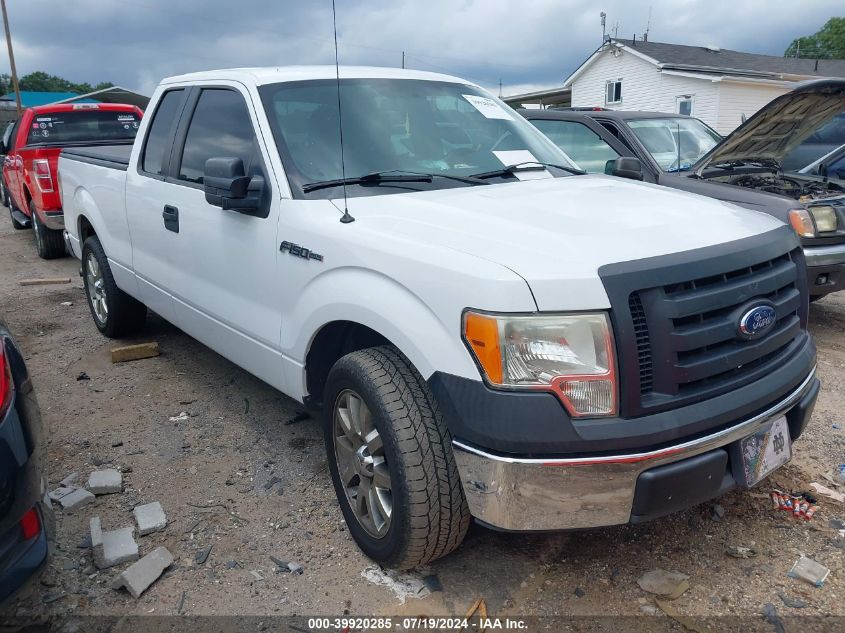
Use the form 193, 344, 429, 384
605, 80, 622, 105
676, 95, 694, 116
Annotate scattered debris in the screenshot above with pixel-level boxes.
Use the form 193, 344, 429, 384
18, 277, 71, 286
87, 469, 123, 495
287, 562, 304, 575
250, 570, 264, 581
110, 342, 160, 364
76, 372, 89, 381
361, 565, 430, 604
656, 598, 714, 633
111, 440, 123, 447
56, 488, 95, 511
423, 574, 443, 593
169, 412, 189, 422
574, 587, 586, 598
829, 518, 845, 530
778, 592, 807, 608
284, 411, 310, 425
49, 486, 77, 502
60, 301, 73, 306
464, 599, 488, 629
112, 546, 174, 599
41, 591, 67, 604
134, 502, 167, 535
637, 569, 690, 600
711, 504, 725, 521
762, 603, 786, 633
177, 590, 188, 614
91, 517, 139, 569
195, 544, 212, 565
835, 464, 845, 485
269, 556, 303, 575
809, 482, 845, 503
59, 473, 79, 487
725, 545, 757, 559
225, 560, 241, 570
788, 555, 830, 587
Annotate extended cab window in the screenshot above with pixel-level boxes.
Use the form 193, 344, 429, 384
142, 89, 184, 176
178, 89, 259, 184
25, 109, 140, 145
529, 119, 620, 173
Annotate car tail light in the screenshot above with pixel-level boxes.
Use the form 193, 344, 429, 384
33, 159, 54, 193
20, 508, 41, 540
0, 343, 12, 418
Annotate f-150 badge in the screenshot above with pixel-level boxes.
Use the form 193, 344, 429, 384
280, 241, 323, 262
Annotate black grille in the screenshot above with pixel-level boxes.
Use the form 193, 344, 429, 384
598, 227, 809, 417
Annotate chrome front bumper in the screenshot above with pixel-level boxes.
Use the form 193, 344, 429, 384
804, 242, 845, 268
452, 368, 817, 531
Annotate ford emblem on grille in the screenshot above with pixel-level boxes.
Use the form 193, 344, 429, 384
738, 304, 776, 339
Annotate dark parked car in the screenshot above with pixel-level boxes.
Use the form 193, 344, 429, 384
521, 80, 845, 298
0, 319, 49, 604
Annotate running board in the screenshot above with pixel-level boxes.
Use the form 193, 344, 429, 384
10, 208, 32, 227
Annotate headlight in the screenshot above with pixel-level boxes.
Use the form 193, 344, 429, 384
788, 209, 815, 238
462, 311, 617, 417
809, 206, 838, 233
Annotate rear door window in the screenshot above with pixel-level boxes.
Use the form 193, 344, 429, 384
26, 109, 140, 145
141, 89, 185, 176
177, 89, 259, 184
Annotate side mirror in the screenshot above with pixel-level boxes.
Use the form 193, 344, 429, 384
610, 156, 644, 181
203, 157, 263, 215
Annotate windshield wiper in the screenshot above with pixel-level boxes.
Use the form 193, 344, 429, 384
470, 161, 584, 180
303, 171, 433, 193
302, 169, 489, 193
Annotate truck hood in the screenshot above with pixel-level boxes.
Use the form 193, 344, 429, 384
693, 79, 845, 172
344, 175, 784, 311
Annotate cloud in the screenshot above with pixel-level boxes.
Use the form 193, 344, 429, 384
2, 0, 841, 96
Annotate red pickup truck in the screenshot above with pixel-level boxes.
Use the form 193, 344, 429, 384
2, 103, 143, 258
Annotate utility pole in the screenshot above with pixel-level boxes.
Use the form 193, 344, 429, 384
1, 0, 21, 115
600, 11, 606, 44
402, 51, 405, 69
498, 79, 502, 98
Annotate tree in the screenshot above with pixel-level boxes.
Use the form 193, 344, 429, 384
785, 17, 845, 59
16, 71, 114, 94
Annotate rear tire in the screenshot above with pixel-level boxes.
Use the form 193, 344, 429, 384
31, 201, 65, 258
323, 346, 470, 569
82, 235, 147, 338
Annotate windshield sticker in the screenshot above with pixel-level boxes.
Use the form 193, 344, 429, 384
117, 115, 136, 121
35, 117, 52, 122
462, 94, 514, 120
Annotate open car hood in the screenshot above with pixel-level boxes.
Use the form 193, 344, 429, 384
693, 79, 845, 173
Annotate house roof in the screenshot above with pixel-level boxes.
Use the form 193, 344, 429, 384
0, 91, 97, 107
55, 86, 150, 109
614, 39, 845, 78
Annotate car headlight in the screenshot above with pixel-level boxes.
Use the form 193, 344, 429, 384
462, 311, 617, 417
788, 209, 816, 238
810, 206, 838, 233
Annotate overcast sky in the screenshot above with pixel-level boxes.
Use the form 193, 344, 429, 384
3, 0, 842, 97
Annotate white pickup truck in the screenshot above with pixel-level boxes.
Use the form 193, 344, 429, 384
59, 67, 819, 568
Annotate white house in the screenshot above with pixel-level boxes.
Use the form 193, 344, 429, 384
559, 38, 845, 135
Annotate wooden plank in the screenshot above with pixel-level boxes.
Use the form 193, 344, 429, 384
110, 342, 160, 363
19, 277, 72, 286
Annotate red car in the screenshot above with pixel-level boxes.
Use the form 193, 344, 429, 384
1, 103, 143, 258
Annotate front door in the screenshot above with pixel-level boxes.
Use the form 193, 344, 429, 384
157, 84, 284, 389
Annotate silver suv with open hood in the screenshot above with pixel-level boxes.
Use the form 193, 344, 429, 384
687, 79, 845, 298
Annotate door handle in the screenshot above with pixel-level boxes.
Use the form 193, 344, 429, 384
162, 205, 179, 233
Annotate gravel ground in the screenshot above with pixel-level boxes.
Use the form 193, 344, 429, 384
1, 207, 843, 630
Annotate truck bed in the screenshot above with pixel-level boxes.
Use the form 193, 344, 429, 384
60, 144, 132, 171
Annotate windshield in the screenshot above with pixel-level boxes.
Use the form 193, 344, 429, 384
627, 117, 720, 172
259, 78, 574, 197
26, 109, 141, 146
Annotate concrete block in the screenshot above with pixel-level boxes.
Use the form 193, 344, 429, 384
110, 342, 159, 363
48, 486, 77, 502
112, 547, 173, 598
88, 469, 122, 495
57, 488, 95, 511
93, 527, 138, 569
90, 516, 103, 548
133, 502, 167, 536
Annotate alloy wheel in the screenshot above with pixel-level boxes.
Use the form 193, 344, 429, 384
85, 253, 108, 324
332, 389, 393, 538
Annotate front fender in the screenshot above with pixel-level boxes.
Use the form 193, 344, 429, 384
281, 266, 487, 398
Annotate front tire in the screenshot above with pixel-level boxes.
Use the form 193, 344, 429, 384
323, 346, 470, 569
31, 201, 65, 258
82, 235, 147, 338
